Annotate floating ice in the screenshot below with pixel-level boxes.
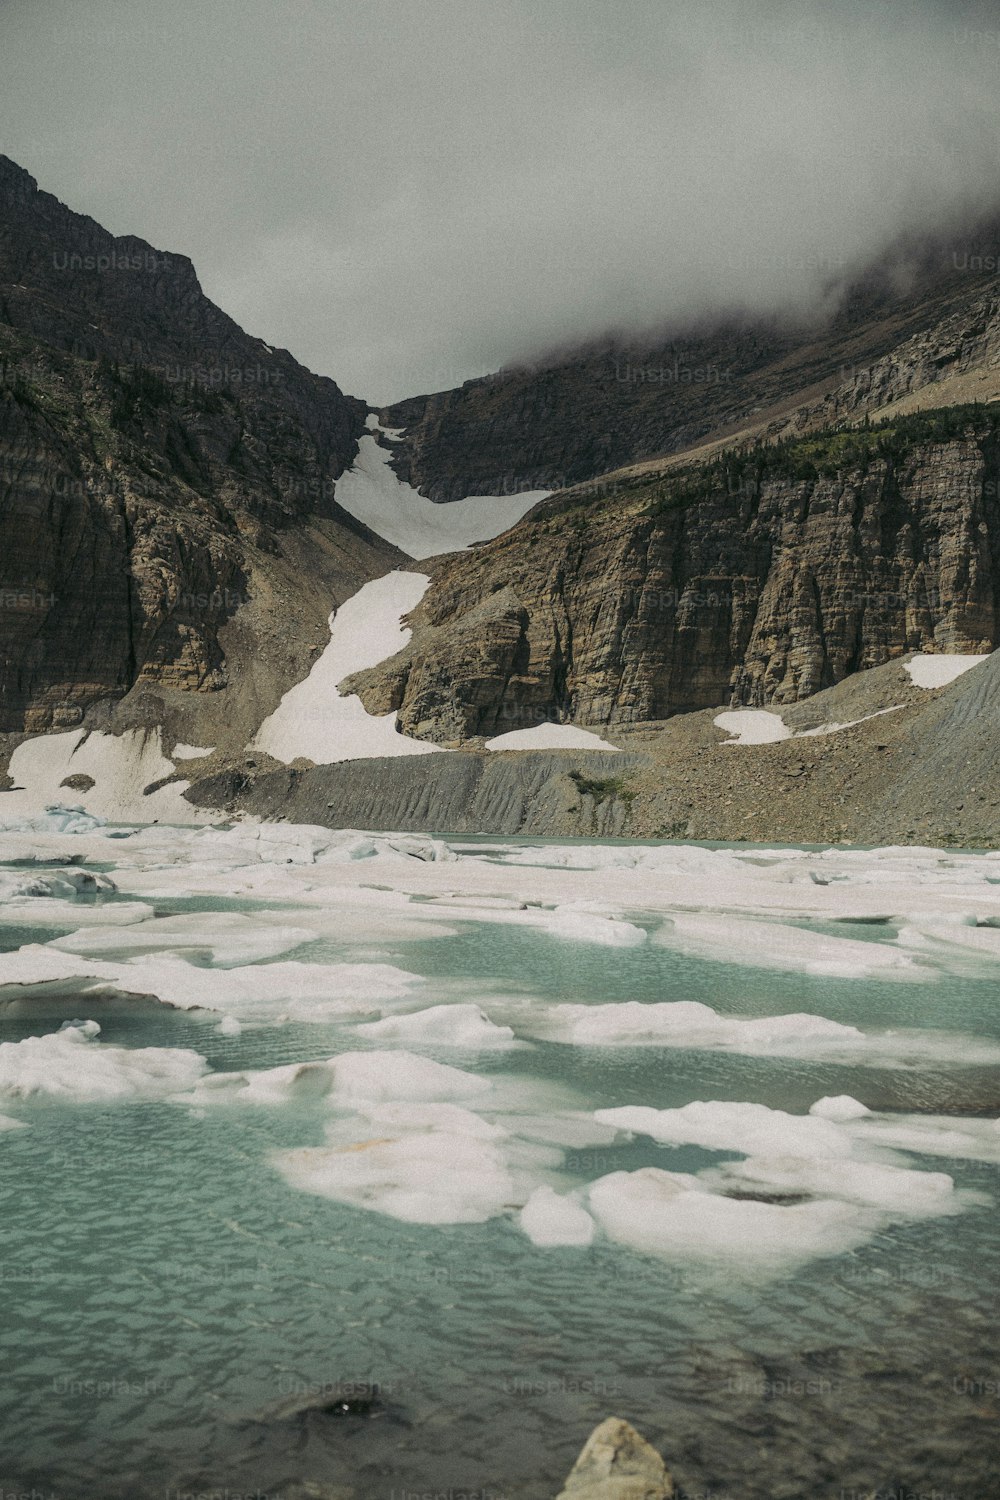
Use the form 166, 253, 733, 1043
0, 1021, 207, 1102
587, 1167, 872, 1265
354, 1003, 518, 1049
653, 912, 932, 979
596, 1100, 852, 1158
512, 999, 1000, 1068
810, 1095, 872, 1121
519, 1186, 595, 1247
0, 945, 119, 993
705, 1154, 960, 1216
545, 908, 647, 947
330, 1050, 494, 1107
276, 1122, 519, 1224
49, 912, 317, 966
110, 956, 422, 1020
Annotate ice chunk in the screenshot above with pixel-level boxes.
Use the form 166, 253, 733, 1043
0, 945, 119, 993
707, 1154, 959, 1216
0, 1022, 207, 1102
810, 1095, 872, 1121
189, 1049, 494, 1111
519, 1186, 595, 1247
653, 913, 931, 980
587, 1167, 870, 1265
546, 908, 647, 947
49, 913, 317, 966
106, 956, 421, 1020
354, 1003, 518, 1048
275, 1127, 517, 1224
218, 1016, 242, 1036
595, 1100, 852, 1158
330, 1050, 494, 1106
512, 1000, 1000, 1068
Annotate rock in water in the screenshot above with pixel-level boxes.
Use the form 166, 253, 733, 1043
248, 1381, 385, 1424
555, 1418, 675, 1500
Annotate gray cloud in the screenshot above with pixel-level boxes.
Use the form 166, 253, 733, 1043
2, 0, 999, 403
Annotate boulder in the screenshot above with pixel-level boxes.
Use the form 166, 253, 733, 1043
555, 1417, 675, 1500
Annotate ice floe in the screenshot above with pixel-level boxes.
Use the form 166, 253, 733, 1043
354, 1002, 518, 1048
514, 998, 1000, 1067
582, 1095, 991, 1269
48, 912, 317, 966
252, 572, 444, 766
0, 1020, 207, 1102
108, 956, 422, 1021
519, 1186, 595, 1247
653, 912, 932, 979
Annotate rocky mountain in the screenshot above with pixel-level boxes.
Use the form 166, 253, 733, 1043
3, 154, 1000, 843
382, 223, 1000, 502
0, 154, 401, 752
343, 406, 1000, 737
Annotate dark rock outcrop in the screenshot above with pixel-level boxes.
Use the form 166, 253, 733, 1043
0, 154, 401, 746
383, 225, 1000, 503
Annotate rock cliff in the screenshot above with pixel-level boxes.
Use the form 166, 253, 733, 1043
382, 224, 1000, 502
0, 154, 401, 748
344, 407, 1000, 737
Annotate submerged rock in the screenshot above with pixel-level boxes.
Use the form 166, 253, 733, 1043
248, 1380, 386, 1424
556, 1418, 675, 1500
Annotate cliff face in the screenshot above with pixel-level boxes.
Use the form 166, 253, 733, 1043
382, 227, 1000, 503
0, 155, 399, 742
343, 410, 1000, 737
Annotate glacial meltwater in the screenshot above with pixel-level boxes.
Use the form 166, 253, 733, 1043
0, 818, 998, 1499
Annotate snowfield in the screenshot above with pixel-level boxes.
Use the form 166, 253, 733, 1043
331, 418, 549, 559
252, 570, 444, 765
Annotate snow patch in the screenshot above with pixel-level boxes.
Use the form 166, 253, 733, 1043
714, 710, 791, 744
484, 725, 620, 752
334, 430, 547, 560
252, 572, 443, 765
904, 654, 988, 689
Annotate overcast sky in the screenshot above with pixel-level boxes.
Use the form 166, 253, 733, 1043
3, 0, 999, 404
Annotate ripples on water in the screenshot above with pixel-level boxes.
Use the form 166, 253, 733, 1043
0, 846, 998, 1499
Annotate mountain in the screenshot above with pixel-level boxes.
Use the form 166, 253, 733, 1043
2, 155, 1000, 842
381, 223, 1000, 502
0, 154, 401, 753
